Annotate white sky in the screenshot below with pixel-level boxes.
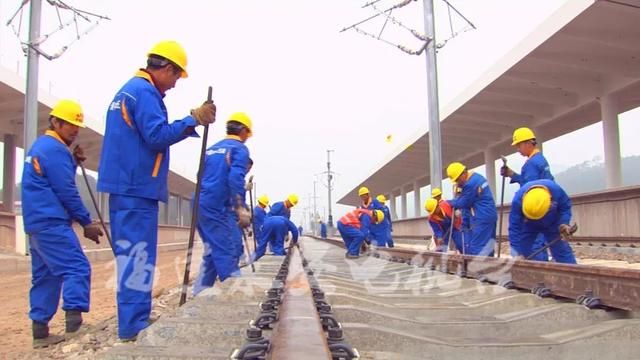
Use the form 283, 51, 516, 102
1, 0, 639, 226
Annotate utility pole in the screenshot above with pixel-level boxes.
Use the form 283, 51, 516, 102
313, 180, 318, 234
24, 0, 42, 160
423, 0, 443, 190
326, 150, 335, 228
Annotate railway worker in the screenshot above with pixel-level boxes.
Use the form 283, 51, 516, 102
253, 194, 270, 240
337, 208, 385, 258
425, 198, 463, 253
501, 127, 555, 261
501, 127, 554, 186
193, 112, 253, 296
447, 162, 497, 256
252, 216, 299, 261
298, 225, 304, 236
320, 220, 328, 239
22, 99, 104, 348
431, 187, 442, 201
97, 40, 215, 340
453, 185, 472, 255
268, 194, 298, 219
508, 179, 577, 264
357, 186, 384, 246
375, 194, 394, 248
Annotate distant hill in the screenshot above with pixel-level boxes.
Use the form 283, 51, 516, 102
554, 155, 640, 195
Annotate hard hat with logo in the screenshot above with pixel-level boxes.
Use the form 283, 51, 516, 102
424, 198, 438, 214
511, 127, 536, 146
431, 188, 442, 198
287, 194, 299, 206
376, 194, 387, 203
447, 162, 466, 181
258, 194, 269, 207
373, 209, 385, 224
228, 112, 253, 137
49, 99, 85, 128
358, 187, 370, 196
148, 40, 188, 78
522, 186, 551, 220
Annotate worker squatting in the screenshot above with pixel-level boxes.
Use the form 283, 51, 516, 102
20, 40, 306, 348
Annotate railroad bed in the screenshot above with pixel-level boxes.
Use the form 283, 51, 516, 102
101, 237, 640, 360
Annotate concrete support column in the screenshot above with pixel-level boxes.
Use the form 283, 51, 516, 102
413, 182, 421, 218
3, 134, 16, 212
388, 192, 398, 220
400, 187, 407, 219
484, 147, 497, 197
601, 95, 622, 188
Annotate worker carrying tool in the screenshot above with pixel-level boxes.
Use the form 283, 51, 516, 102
447, 162, 497, 256
337, 208, 384, 258
268, 194, 298, 218
193, 112, 253, 296
508, 179, 577, 264
501, 127, 554, 186
357, 186, 385, 246
253, 194, 270, 240
425, 198, 463, 253
251, 216, 299, 261
97, 40, 215, 341
22, 99, 104, 348
320, 220, 328, 239
375, 194, 394, 248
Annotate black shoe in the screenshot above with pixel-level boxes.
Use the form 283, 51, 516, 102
346, 254, 360, 259
32, 321, 64, 349
65, 310, 83, 333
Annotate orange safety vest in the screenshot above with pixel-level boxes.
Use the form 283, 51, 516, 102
339, 208, 373, 229
429, 200, 462, 229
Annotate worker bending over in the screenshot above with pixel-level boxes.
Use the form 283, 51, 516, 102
252, 216, 299, 261
337, 209, 384, 258
425, 198, 463, 253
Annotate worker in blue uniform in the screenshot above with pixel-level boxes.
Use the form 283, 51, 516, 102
298, 225, 304, 235
453, 185, 472, 255
447, 162, 497, 256
502, 127, 555, 261
22, 100, 104, 348
425, 198, 463, 252
268, 194, 298, 218
97, 40, 216, 341
320, 221, 328, 239
337, 209, 384, 258
252, 216, 299, 261
193, 112, 253, 296
357, 187, 384, 246
253, 194, 269, 241
509, 180, 577, 264
373, 194, 394, 248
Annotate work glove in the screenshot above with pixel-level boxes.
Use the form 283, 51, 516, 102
245, 181, 253, 192
83, 223, 103, 244
454, 209, 462, 218
73, 145, 86, 163
190, 101, 216, 126
236, 207, 251, 228
559, 224, 573, 240
500, 166, 513, 177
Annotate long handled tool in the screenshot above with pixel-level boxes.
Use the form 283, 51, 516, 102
497, 155, 508, 258
247, 176, 258, 253
242, 229, 255, 272
526, 223, 578, 261
447, 207, 458, 253
179, 86, 212, 306
78, 161, 112, 249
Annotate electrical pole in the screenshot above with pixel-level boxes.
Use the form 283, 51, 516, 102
24, 0, 42, 160
423, 0, 443, 190
313, 180, 318, 234
326, 150, 335, 228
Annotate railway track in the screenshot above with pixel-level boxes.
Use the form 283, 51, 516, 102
397, 235, 640, 249
102, 237, 640, 359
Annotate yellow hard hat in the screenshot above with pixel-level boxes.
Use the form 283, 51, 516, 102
228, 112, 253, 137
49, 99, 85, 128
258, 194, 269, 206
431, 188, 442, 198
424, 198, 438, 214
148, 40, 188, 78
376, 194, 386, 203
358, 187, 370, 196
373, 209, 385, 224
522, 186, 551, 220
511, 127, 536, 146
287, 194, 299, 206
447, 162, 466, 181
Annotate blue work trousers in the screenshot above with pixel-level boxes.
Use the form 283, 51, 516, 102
468, 220, 496, 257
337, 222, 365, 256
518, 230, 576, 264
